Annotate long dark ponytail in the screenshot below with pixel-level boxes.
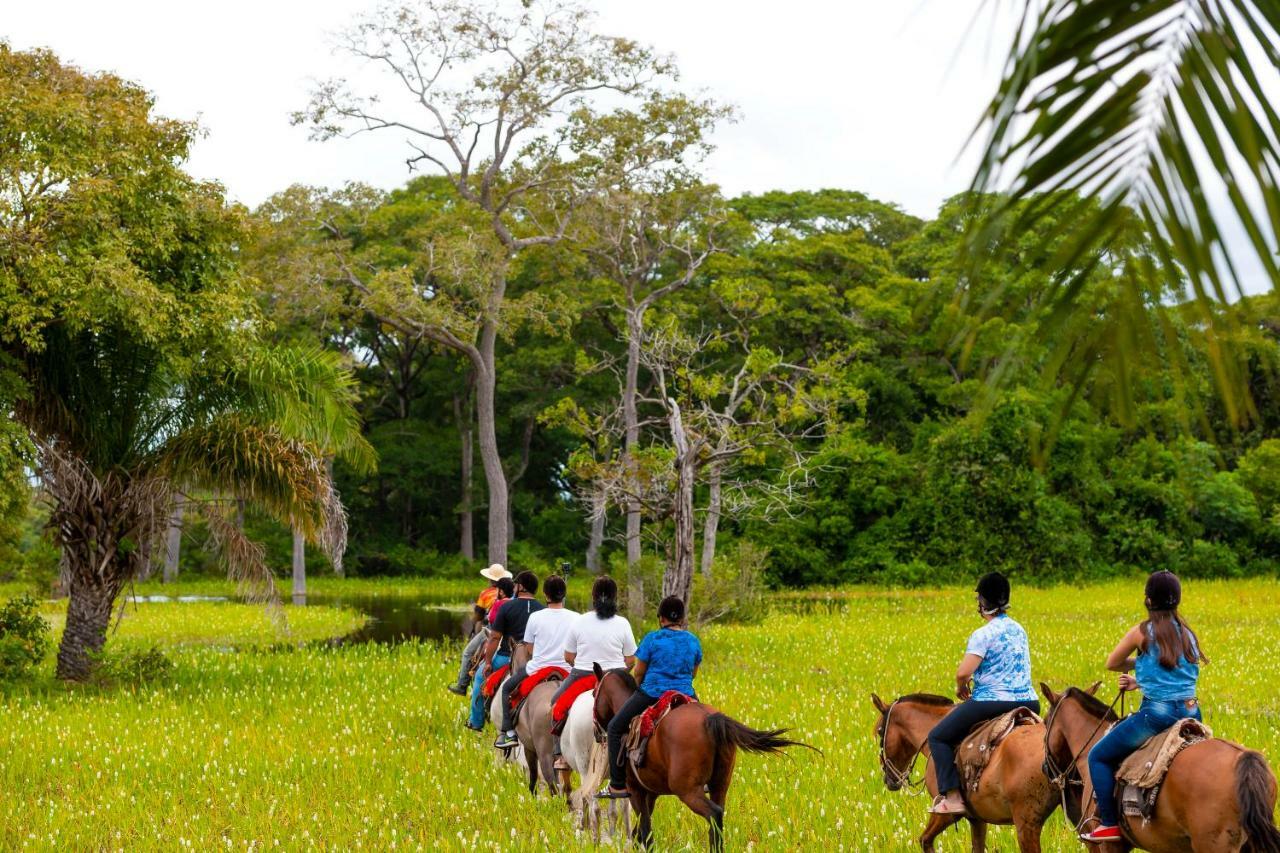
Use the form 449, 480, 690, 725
592, 576, 619, 620
1142, 609, 1208, 669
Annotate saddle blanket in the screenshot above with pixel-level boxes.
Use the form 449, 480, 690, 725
509, 666, 567, 710
550, 674, 597, 736
481, 664, 510, 700
958, 706, 1042, 792
625, 691, 697, 768
1118, 715, 1212, 789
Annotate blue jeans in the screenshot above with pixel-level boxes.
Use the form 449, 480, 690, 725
1088, 697, 1202, 826
927, 698, 1041, 794
468, 653, 511, 729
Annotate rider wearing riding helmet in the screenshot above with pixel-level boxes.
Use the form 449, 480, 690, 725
549, 576, 637, 770
1080, 570, 1207, 844
598, 595, 702, 800
926, 571, 1040, 815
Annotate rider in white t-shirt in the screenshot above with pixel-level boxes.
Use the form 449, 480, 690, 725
548, 576, 637, 769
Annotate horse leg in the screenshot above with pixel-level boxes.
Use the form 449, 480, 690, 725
677, 789, 725, 853
525, 745, 539, 796
919, 813, 962, 852
1009, 814, 1042, 853
968, 818, 988, 853
631, 790, 656, 849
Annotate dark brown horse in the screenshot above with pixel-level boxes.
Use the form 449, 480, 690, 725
592, 663, 813, 852
871, 691, 1072, 852
1041, 683, 1280, 852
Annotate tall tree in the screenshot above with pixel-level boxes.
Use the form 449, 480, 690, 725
0, 47, 372, 679
297, 0, 710, 566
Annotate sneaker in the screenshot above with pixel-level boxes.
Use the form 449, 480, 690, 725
1080, 825, 1123, 843
494, 732, 520, 749
447, 683, 467, 696
462, 721, 483, 733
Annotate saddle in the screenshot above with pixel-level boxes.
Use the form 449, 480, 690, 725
481, 664, 510, 701
957, 706, 1042, 793
623, 691, 696, 769
550, 674, 597, 736
1117, 715, 1212, 820
509, 666, 567, 727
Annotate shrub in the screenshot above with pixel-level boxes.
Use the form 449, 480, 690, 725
0, 595, 51, 680
688, 541, 769, 626
91, 645, 174, 688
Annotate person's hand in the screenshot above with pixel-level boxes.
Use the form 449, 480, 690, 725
1118, 673, 1137, 692
957, 680, 972, 701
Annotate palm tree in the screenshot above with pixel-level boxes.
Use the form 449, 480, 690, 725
20, 327, 372, 680
968, 1, 1280, 422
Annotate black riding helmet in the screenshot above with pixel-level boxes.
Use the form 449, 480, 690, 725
975, 572, 1011, 611
1145, 570, 1181, 611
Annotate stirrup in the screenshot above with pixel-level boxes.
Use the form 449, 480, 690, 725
928, 795, 967, 815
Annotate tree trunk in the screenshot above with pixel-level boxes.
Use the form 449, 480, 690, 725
454, 374, 476, 561
292, 528, 306, 604
623, 306, 644, 612
700, 462, 722, 577
163, 494, 185, 584
235, 497, 245, 530
473, 346, 509, 568
506, 416, 536, 546
56, 568, 123, 681
326, 457, 343, 578
664, 399, 697, 605
586, 484, 606, 573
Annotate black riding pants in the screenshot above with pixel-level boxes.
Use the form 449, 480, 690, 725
499, 663, 529, 732
607, 689, 658, 790
927, 698, 1040, 795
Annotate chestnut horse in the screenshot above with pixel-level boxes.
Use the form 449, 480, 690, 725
592, 663, 813, 852
871, 691, 1069, 852
1041, 683, 1280, 853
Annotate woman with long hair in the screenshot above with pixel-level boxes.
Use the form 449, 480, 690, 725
1080, 570, 1208, 844
548, 576, 637, 770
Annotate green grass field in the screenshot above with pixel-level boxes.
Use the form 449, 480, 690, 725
0, 578, 1277, 850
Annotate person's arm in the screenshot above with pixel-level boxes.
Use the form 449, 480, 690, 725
481, 633, 501, 669
956, 653, 982, 701
622, 621, 638, 671
1108, 624, 1145, 691
632, 660, 648, 683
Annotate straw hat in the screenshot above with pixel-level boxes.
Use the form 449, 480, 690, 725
480, 563, 511, 582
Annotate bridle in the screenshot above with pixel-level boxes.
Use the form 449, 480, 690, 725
878, 699, 927, 794
591, 671, 614, 744
1042, 689, 1126, 834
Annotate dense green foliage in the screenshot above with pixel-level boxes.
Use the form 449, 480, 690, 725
0, 595, 50, 680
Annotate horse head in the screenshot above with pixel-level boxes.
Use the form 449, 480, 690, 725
1040, 681, 1109, 783
871, 692, 951, 792
591, 662, 637, 743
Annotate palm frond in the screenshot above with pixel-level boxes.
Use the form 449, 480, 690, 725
969, 0, 1280, 426
152, 416, 348, 572
212, 345, 376, 473
199, 502, 281, 609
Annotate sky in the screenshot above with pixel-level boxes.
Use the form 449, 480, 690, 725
3, 0, 1014, 219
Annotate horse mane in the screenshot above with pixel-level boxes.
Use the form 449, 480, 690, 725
897, 693, 954, 707
1064, 686, 1116, 720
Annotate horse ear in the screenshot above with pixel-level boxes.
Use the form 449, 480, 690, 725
1086, 680, 1102, 696
871, 693, 890, 715
1040, 682, 1060, 705
592, 662, 604, 680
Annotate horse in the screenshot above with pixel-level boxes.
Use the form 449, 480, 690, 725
870, 691, 1068, 852
513, 666, 569, 797
1040, 683, 1280, 853
593, 663, 813, 852
560, 687, 630, 840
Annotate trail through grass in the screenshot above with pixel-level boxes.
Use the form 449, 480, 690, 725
0, 578, 1276, 850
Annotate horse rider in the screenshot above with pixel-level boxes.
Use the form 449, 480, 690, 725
598, 595, 702, 800
449, 563, 511, 696
550, 575, 636, 771
494, 573, 578, 749
464, 576, 515, 732
927, 571, 1040, 815
1080, 570, 1207, 844
474, 571, 543, 732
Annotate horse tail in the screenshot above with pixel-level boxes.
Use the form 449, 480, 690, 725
703, 712, 818, 757
1236, 749, 1280, 853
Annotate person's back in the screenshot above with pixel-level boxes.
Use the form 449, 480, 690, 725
566, 610, 635, 672
635, 626, 701, 698
525, 605, 578, 672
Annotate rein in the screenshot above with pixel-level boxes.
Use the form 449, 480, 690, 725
1043, 690, 1127, 833
879, 699, 928, 795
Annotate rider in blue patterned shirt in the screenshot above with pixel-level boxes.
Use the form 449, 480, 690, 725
926, 572, 1040, 816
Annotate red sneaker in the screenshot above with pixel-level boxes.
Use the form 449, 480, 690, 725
1080, 825, 1123, 843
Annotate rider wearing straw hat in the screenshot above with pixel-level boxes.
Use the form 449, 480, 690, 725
448, 564, 512, 696
1080, 570, 1207, 844
926, 571, 1040, 816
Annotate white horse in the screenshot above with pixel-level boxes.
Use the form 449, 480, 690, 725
488, 674, 528, 771
561, 689, 629, 840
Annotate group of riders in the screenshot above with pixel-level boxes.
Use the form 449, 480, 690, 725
933, 569, 1206, 845
447, 561, 1214, 844
448, 564, 701, 800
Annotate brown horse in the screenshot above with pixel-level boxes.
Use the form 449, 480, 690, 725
870, 691, 1070, 852
514, 670, 568, 798
1041, 683, 1280, 853
592, 663, 813, 852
